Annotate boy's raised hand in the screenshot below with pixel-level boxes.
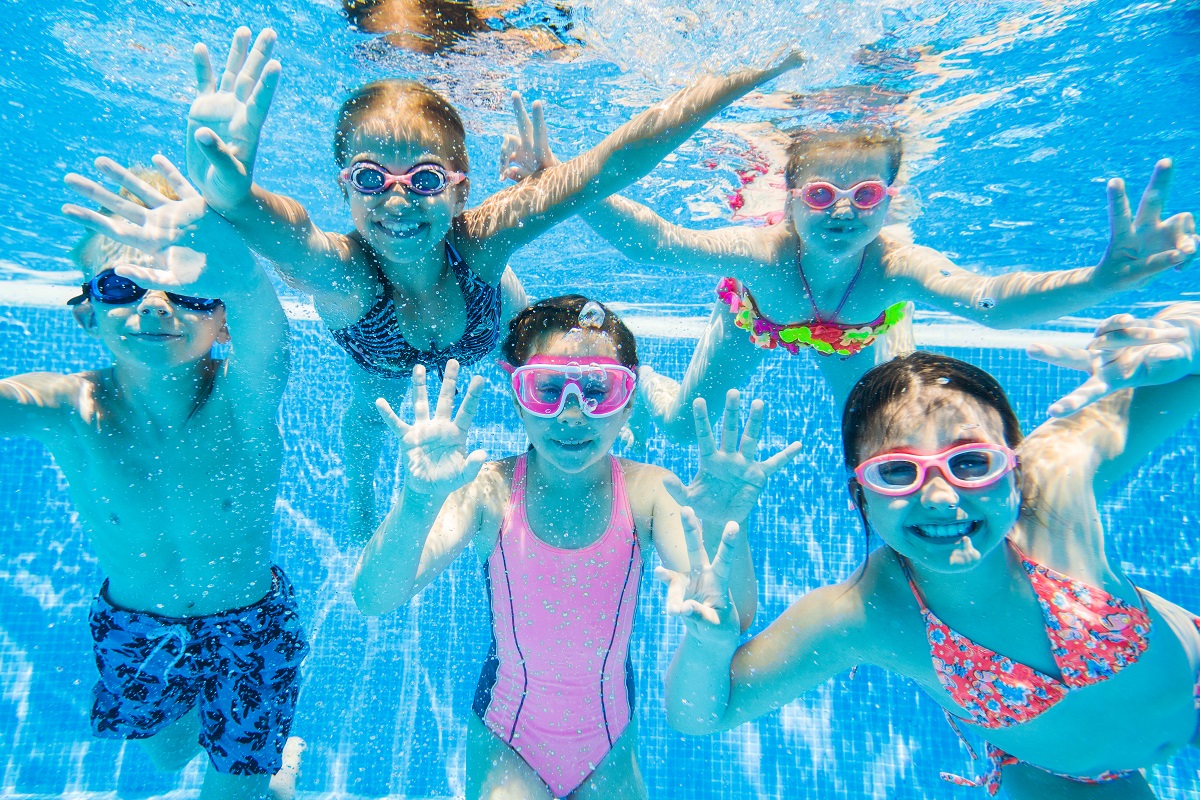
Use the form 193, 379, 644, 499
1028, 311, 1197, 417
376, 360, 488, 497
62, 155, 253, 298
664, 390, 801, 526
499, 91, 559, 182
655, 511, 742, 641
186, 27, 281, 215
1094, 159, 1198, 289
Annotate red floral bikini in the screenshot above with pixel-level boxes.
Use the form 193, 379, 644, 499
897, 543, 1183, 794
717, 250, 906, 357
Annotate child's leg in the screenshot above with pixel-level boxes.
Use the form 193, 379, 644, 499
570, 719, 647, 800
198, 769, 273, 800
999, 763, 1155, 800
643, 305, 766, 444
466, 712, 554, 800
137, 711, 202, 771
343, 373, 405, 544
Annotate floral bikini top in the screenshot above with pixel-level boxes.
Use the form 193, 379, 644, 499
716, 250, 905, 357
899, 545, 1152, 729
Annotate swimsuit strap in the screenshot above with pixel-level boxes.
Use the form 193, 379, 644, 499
795, 248, 869, 323
895, 555, 931, 613
502, 454, 530, 534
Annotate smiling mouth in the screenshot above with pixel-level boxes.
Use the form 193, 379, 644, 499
552, 439, 591, 451
134, 332, 182, 342
907, 519, 983, 541
375, 219, 428, 239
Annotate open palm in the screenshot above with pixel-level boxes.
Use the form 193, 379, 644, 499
376, 360, 488, 497
62, 155, 251, 298
1096, 159, 1198, 289
656, 511, 742, 643
186, 27, 281, 214
665, 390, 801, 526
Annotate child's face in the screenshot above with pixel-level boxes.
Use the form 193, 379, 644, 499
789, 146, 893, 254
344, 131, 467, 265
855, 384, 1021, 573
76, 290, 228, 369
516, 331, 634, 475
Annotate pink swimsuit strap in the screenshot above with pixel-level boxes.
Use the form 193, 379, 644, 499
897, 543, 1152, 730
477, 454, 642, 798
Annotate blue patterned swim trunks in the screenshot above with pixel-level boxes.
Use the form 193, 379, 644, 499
89, 566, 308, 775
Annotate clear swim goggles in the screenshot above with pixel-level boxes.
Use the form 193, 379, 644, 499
339, 161, 466, 196
792, 180, 895, 210
854, 442, 1017, 497
67, 269, 222, 312
500, 355, 637, 418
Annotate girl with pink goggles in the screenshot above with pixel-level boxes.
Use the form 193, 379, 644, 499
853, 442, 1017, 497
501, 355, 637, 418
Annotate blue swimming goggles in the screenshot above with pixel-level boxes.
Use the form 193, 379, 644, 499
68, 269, 222, 312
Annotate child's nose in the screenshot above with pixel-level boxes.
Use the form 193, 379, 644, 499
137, 292, 173, 316
830, 198, 855, 219
919, 469, 961, 509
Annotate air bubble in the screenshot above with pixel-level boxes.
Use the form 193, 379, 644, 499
978, 297, 996, 310
936, 377, 950, 385
940, 269, 951, 277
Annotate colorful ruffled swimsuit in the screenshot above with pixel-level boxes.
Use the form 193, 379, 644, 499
474, 455, 642, 797
897, 544, 1192, 795
717, 251, 906, 357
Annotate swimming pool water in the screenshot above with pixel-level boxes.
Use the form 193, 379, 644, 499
1, 0, 1199, 796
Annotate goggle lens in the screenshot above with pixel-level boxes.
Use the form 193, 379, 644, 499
797, 181, 891, 210
407, 166, 449, 195
803, 184, 835, 209
351, 164, 388, 193
852, 182, 887, 207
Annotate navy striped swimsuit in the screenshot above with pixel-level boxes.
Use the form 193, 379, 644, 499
330, 242, 502, 378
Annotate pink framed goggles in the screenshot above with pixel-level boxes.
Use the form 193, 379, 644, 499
500, 355, 637, 418
854, 442, 1017, 497
792, 180, 895, 210
339, 161, 466, 196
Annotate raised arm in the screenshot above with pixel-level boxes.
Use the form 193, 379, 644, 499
185, 27, 372, 318
499, 93, 774, 279
893, 161, 1197, 329
62, 155, 290, 407
0, 372, 86, 443
658, 520, 863, 734
1026, 303, 1200, 494
352, 361, 491, 612
464, 54, 803, 262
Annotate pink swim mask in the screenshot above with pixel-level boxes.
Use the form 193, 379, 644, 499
501, 355, 636, 418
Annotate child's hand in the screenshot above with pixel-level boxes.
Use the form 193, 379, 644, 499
1028, 312, 1197, 417
499, 91, 559, 182
655, 512, 742, 643
376, 361, 488, 497
1093, 159, 1198, 289
186, 27, 281, 215
664, 390, 801, 525
62, 155, 252, 298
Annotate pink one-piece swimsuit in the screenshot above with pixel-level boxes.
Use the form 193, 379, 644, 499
473, 454, 643, 798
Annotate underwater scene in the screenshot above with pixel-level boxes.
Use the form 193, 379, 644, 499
1, 0, 1198, 798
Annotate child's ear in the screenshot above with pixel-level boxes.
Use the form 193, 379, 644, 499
454, 177, 470, 215
214, 308, 232, 345
72, 302, 99, 336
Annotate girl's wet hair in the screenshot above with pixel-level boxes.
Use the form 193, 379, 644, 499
333, 80, 469, 173
842, 350, 1023, 471
502, 295, 638, 370
784, 125, 903, 188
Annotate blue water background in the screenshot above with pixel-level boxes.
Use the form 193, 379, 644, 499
1, 0, 1198, 797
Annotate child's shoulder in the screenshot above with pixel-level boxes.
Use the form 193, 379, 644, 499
615, 457, 671, 485
0, 369, 108, 440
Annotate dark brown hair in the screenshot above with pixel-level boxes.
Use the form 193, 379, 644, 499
333, 80, 469, 174
784, 125, 903, 189
501, 295, 638, 370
